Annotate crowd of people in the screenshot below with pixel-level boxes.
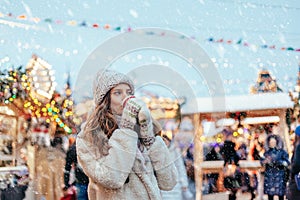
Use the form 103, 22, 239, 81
200, 125, 300, 200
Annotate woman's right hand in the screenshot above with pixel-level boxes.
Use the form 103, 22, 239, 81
120, 96, 143, 130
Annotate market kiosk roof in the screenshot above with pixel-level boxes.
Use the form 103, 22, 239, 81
182, 92, 293, 115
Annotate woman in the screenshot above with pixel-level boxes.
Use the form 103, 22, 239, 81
261, 134, 290, 200
287, 125, 300, 199
76, 69, 177, 200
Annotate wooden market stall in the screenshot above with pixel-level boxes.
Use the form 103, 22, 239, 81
181, 92, 294, 200
0, 101, 31, 198
0, 100, 29, 167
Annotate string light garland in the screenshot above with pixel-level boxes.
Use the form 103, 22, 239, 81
0, 11, 299, 53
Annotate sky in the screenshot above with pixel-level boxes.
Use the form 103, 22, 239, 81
1, 0, 300, 104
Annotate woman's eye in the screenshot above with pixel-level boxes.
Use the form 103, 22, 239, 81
114, 92, 121, 95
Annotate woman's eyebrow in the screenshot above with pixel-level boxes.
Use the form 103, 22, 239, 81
112, 88, 122, 92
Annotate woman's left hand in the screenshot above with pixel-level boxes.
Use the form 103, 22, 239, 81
138, 105, 155, 148
120, 96, 142, 130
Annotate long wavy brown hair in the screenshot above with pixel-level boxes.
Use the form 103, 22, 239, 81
84, 90, 118, 139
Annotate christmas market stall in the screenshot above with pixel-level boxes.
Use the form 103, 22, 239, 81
0, 54, 77, 199
0, 101, 30, 167
0, 83, 30, 199
182, 92, 293, 200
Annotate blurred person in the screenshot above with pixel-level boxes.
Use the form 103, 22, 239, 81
36, 135, 66, 200
184, 144, 196, 198
161, 134, 193, 200
249, 132, 265, 200
255, 70, 278, 93
76, 69, 177, 199
223, 162, 242, 200
287, 126, 300, 199
237, 142, 248, 160
237, 142, 256, 200
220, 130, 240, 167
220, 129, 241, 200
261, 134, 290, 200
249, 135, 265, 161
174, 117, 194, 154
205, 143, 222, 193
206, 143, 222, 161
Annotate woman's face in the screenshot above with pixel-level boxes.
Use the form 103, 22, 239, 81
269, 137, 277, 148
110, 83, 133, 115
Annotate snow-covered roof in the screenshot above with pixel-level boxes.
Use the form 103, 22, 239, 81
182, 92, 293, 114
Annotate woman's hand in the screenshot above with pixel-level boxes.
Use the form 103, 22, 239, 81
138, 105, 155, 148
120, 96, 142, 130
120, 96, 155, 148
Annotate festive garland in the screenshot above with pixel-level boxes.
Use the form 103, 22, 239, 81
0, 11, 299, 52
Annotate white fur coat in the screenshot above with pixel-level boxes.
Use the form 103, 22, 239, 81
76, 123, 177, 200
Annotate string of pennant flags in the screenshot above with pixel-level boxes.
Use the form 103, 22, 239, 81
1, 11, 300, 53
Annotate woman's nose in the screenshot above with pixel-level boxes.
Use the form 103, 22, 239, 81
122, 93, 130, 102
122, 92, 130, 102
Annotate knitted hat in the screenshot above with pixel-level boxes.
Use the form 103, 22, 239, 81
93, 69, 134, 105
295, 125, 300, 136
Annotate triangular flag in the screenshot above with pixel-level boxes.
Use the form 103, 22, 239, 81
79, 21, 87, 27
44, 18, 52, 23
67, 20, 77, 26
146, 31, 155, 35
18, 15, 27, 20
236, 39, 242, 44
103, 24, 110, 29
56, 20, 63, 24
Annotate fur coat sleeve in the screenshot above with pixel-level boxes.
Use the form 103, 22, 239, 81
76, 128, 138, 189
148, 136, 178, 191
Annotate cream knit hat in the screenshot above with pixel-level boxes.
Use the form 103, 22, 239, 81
93, 69, 134, 105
